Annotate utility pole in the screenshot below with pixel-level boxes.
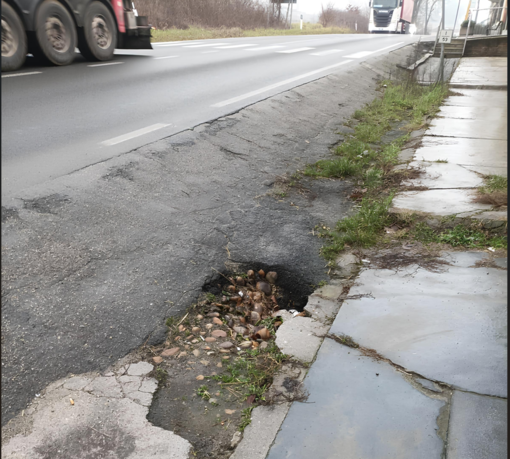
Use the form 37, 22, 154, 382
439, 0, 445, 82
425, 0, 428, 34
289, 0, 294, 29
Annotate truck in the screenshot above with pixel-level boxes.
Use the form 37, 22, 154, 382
1, 0, 152, 72
368, 0, 414, 34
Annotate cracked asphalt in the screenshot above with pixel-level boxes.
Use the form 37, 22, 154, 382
1, 44, 424, 425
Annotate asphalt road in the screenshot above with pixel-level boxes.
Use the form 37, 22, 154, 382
2, 33, 424, 201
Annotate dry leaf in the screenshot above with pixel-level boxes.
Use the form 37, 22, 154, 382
70, 399, 74, 405
225, 409, 236, 415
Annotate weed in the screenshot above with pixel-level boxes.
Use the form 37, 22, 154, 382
475, 175, 507, 207
480, 175, 507, 193
435, 159, 448, 163
239, 407, 254, 432
318, 280, 328, 288
197, 385, 211, 400
205, 293, 216, 303
165, 317, 176, 328
156, 367, 168, 383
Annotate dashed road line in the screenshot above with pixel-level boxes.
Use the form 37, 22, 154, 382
211, 60, 353, 108
277, 47, 314, 54
88, 61, 124, 67
2, 71, 42, 78
184, 43, 229, 48
154, 41, 205, 47
154, 55, 179, 59
101, 123, 170, 146
245, 46, 285, 51
214, 44, 257, 49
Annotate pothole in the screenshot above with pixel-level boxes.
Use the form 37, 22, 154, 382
146, 265, 311, 459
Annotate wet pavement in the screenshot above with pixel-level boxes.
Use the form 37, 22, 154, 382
263, 56, 507, 459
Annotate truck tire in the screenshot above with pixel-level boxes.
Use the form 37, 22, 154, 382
1, 1, 27, 72
78, 2, 116, 61
35, 0, 76, 66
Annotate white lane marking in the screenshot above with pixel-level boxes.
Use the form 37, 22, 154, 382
245, 45, 285, 51
277, 47, 314, 54
345, 42, 404, 58
2, 71, 42, 78
344, 51, 373, 58
212, 60, 352, 108
154, 55, 179, 60
154, 41, 204, 47
310, 49, 343, 56
214, 44, 257, 49
101, 123, 169, 146
88, 61, 124, 67
184, 43, 229, 48
374, 42, 404, 52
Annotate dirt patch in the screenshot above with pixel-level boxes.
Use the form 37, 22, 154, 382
23, 194, 71, 214
145, 267, 306, 459
472, 191, 507, 207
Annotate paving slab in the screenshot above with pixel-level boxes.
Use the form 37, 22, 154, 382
450, 58, 507, 88
405, 161, 485, 189
329, 258, 507, 397
445, 89, 507, 107
414, 136, 507, 168
447, 391, 507, 459
392, 189, 492, 216
427, 118, 507, 141
266, 339, 446, 459
437, 105, 507, 120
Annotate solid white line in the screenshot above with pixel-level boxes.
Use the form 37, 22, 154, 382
212, 60, 353, 108
277, 47, 314, 54
88, 61, 124, 67
245, 45, 285, 51
184, 43, 229, 48
214, 44, 257, 49
154, 55, 179, 60
344, 51, 373, 58
2, 71, 42, 78
310, 49, 343, 56
373, 42, 404, 52
345, 42, 404, 59
101, 123, 169, 146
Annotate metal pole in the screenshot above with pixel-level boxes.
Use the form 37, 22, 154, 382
440, 0, 445, 82
425, 0, 428, 34
290, 1, 293, 28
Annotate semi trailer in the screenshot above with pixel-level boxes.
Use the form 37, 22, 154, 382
368, 0, 414, 33
1, 0, 151, 72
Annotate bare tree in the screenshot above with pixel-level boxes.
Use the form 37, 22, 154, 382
319, 2, 337, 27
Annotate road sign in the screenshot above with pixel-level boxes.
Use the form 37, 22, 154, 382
438, 29, 453, 43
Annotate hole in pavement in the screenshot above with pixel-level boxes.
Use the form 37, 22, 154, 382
202, 262, 314, 312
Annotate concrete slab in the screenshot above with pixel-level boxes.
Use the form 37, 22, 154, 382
266, 339, 446, 459
414, 136, 507, 168
405, 161, 485, 189
229, 403, 291, 459
1, 368, 191, 459
450, 58, 507, 88
445, 90, 507, 108
437, 106, 507, 120
427, 118, 506, 141
440, 251, 489, 267
447, 391, 507, 459
463, 165, 507, 177
304, 295, 341, 323
329, 259, 507, 397
275, 316, 329, 363
392, 189, 493, 216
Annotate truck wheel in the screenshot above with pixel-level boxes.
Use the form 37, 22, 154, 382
79, 1, 116, 61
1, 1, 27, 72
35, 0, 76, 66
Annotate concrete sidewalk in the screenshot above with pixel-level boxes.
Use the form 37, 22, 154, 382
240, 57, 508, 459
